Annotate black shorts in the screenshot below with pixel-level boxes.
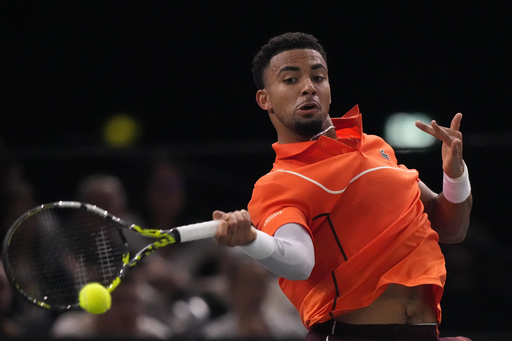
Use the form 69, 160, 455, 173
305, 320, 471, 341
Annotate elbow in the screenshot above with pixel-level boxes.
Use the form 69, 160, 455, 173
286, 269, 312, 281
297, 260, 314, 280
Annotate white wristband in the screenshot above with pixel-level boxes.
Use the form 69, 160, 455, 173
240, 229, 275, 260
443, 162, 471, 204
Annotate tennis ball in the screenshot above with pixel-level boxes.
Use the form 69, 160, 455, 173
78, 282, 112, 314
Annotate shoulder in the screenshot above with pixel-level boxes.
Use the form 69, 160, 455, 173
361, 133, 399, 163
362, 133, 392, 148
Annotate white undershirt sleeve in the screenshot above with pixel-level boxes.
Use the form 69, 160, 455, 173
239, 223, 315, 281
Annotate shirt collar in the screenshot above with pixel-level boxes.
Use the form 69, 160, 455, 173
272, 105, 363, 159
332, 104, 362, 149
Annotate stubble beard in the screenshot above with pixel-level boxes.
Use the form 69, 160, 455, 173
294, 117, 324, 139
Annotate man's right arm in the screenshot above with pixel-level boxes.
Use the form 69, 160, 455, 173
240, 223, 314, 280
213, 210, 314, 280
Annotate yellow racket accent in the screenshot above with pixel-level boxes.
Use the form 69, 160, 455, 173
107, 277, 122, 292
131, 225, 177, 244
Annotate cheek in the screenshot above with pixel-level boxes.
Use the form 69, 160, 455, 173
269, 89, 294, 110
320, 86, 332, 107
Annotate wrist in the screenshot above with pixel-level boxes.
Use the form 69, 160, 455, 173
443, 161, 471, 204
239, 229, 275, 260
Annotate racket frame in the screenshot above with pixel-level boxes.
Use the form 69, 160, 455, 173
1, 201, 219, 311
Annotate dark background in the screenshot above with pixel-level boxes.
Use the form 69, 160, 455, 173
2, 0, 511, 338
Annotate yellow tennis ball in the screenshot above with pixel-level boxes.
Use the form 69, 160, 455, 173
78, 282, 112, 314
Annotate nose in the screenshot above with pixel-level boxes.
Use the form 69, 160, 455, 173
301, 78, 316, 95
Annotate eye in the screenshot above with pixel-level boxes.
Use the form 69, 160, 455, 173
283, 77, 297, 84
313, 75, 326, 82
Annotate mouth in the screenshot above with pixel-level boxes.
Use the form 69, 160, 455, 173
297, 101, 320, 114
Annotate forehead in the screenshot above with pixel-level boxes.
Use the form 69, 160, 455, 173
267, 49, 327, 73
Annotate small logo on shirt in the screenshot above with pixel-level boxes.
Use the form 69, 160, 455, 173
264, 211, 282, 227
380, 149, 390, 160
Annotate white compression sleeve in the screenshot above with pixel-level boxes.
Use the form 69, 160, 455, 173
239, 223, 314, 281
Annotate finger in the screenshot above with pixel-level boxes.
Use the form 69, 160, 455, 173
430, 120, 448, 138
240, 209, 251, 225
232, 210, 253, 244
452, 138, 462, 154
431, 120, 458, 145
213, 210, 231, 239
415, 120, 433, 134
219, 212, 240, 246
231, 209, 251, 228
450, 113, 463, 131
215, 219, 229, 238
232, 210, 245, 224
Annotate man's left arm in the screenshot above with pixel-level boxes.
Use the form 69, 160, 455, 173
416, 113, 473, 243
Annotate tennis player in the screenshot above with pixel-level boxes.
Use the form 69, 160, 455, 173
213, 32, 473, 341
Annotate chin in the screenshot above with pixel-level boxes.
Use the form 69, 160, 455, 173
294, 118, 324, 137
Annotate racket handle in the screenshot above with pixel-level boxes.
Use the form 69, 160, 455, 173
173, 220, 220, 243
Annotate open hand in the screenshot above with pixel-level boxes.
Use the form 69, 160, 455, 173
415, 113, 465, 178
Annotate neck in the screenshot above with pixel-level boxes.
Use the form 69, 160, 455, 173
310, 125, 335, 140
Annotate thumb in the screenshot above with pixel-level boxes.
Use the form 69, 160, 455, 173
212, 210, 230, 221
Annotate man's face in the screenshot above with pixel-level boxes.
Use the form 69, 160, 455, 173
257, 49, 331, 143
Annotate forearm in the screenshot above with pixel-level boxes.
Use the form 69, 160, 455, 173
239, 223, 315, 280
428, 192, 472, 243
422, 162, 473, 243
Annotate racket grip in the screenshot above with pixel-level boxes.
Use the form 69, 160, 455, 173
174, 220, 220, 243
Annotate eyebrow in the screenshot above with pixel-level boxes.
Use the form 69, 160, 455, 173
278, 63, 327, 74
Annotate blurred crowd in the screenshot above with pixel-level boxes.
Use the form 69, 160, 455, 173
2, 157, 512, 339
0, 159, 307, 340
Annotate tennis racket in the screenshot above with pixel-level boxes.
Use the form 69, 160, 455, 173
1, 201, 220, 312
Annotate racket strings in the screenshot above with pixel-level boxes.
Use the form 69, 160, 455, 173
94, 226, 119, 281
5, 207, 127, 309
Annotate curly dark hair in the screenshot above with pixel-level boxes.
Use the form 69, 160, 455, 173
251, 32, 327, 89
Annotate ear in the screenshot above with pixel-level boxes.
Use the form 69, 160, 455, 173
256, 89, 272, 112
